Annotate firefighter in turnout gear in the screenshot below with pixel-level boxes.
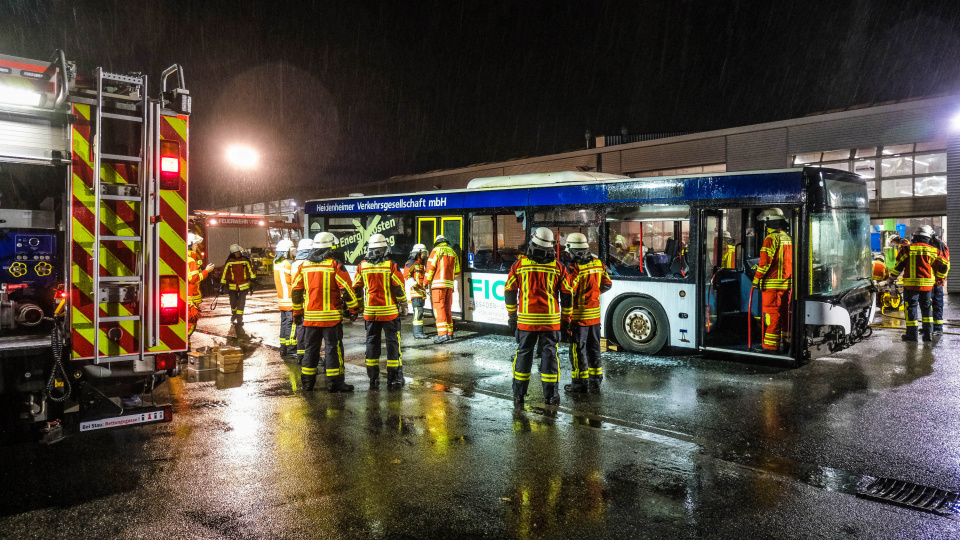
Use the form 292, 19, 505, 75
505, 227, 567, 407
187, 233, 214, 341
889, 226, 949, 342
721, 231, 737, 269
220, 244, 254, 330
354, 233, 409, 389
931, 228, 950, 336
292, 232, 359, 392
561, 233, 613, 394
424, 234, 461, 343
289, 238, 314, 360
273, 239, 296, 357
405, 243, 429, 339
752, 208, 793, 352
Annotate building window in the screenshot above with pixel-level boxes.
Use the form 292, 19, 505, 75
632, 163, 726, 178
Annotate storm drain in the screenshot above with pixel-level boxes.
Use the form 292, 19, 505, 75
857, 476, 960, 516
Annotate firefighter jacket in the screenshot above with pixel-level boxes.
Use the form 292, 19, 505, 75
221, 253, 253, 291
404, 258, 427, 299
424, 244, 461, 289
872, 260, 888, 282
353, 260, 406, 321
274, 258, 294, 311
934, 240, 951, 286
721, 244, 736, 269
188, 250, 209, 305
752, 230, 793, 290
505, 255, 566, 331
291, 259, 359, 327
561, 257, 613, 326
890, 242, 949, 291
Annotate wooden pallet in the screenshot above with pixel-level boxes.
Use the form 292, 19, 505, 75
217, 346, 244, 373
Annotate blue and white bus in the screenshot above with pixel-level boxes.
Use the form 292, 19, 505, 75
304, 167, 873, 365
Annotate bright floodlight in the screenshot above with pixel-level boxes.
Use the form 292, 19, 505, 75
226, 145, 259, 169
0, 86, 42, 107
951, 110, 960, 132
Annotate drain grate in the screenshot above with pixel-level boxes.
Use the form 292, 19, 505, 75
857, 476, 960, 515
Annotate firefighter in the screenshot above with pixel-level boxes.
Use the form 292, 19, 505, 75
506, 227, 566, 407
561, 233, 612, 394
292, 232, 360, 392
354, 233, 409, 389
187, 233, 214, 340
872, 253, 888, 282
752, 208, 793, 352
931, 229, 950, 336
220, 244, 254, 331
424, 234, 461, 344
889, 226, 949, 342
404, 243, 429, 339
290, 238, 314, 361
721, 231, 737, 269
273, 238, 296, 357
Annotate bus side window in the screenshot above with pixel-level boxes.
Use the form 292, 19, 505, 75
606, 205, 690, 278
468, 212, 526, 272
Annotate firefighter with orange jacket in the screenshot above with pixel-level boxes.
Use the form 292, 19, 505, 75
292, 232, 359, 392
404, 243, 429, 339
931, 229, 950, 336
752, 208, 793, 352
273, 239, 296, 357
424, 235, 461, 344
187, 233, 214, 340
354, 234, 409, 389
561, 233, 613, 394
220, 244, 254, 330
289, 238, 314, 361
505, 227, 567, 407
888, 226, 949, 342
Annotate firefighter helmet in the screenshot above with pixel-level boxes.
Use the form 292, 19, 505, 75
874, 252, 885, 262
915, 225, 935, 238
314, 232, 337, 249
722, 231, 733, 242
411, 243, 427, 256
434, 235, 448, 245
614, 234, 627, 249
366, 233, 389, 262
297, 238, 314, 251
758, 208, 786, 222
229, 244, 243, 254
527, 227, 555, 262
275, 239, 293, 253
187, 233, 203, 247
565, 232, 591, 263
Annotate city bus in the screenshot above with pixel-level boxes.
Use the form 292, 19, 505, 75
303, 168, 874, 365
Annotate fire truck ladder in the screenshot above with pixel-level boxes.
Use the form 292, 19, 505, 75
90, 68, 150, 364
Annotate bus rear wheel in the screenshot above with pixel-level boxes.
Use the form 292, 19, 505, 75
611, 297, 669, 355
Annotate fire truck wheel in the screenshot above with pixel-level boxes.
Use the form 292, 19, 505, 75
611, 296, 669, 355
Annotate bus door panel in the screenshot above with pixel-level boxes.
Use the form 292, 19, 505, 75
701, 208, 753, 351
417, 216, 464, 317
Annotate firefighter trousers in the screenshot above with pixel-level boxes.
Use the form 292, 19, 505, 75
932, 285, 945, 331
365, 317, 402, 381
904, 289, 933, 338
188, 301, 201, 338
228, 290, 248, 325
294, 317, 305, 356
569, 323, 602, 383
300, 324, 346, 381
432, 288, 454, 336
761, 289, 789, 351
411, 297, 426, 336
512, 329, 560, 399
279, 310, 293, 348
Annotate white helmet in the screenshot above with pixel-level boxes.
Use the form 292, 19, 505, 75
314, 232, 337, 249
915, 225, 935, 238
411, 243, 427, 254
722, 231, 733, 241
368, 234, 389, 249
229, 244, 243, 254
530, 227, 555, 249
565, 232, 589, 250
434, 234, 448, 245
297, 238, 314, 251
275, 239, 293, 253
187, 232, 203, 247
614, 234, 628, 248
758, 208, 786, 222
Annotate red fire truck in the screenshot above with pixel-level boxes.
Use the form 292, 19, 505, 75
0, 50, 192, 442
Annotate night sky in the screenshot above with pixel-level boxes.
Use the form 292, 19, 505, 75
3, 0, 960, 209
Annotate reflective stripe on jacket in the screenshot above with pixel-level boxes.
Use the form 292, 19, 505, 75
872, 260, 888, 281
404, 259, 427, 299
721, 244, 736, 269
561, 257, 613, 325
891, 242, 949, 291
424, 244, 461, 289
220, 256, 254, 291
505, 255, 565, 331
753, 230, 793, 290
188, 250, 209, 305
274, 259, 294, 311
353, 260, 406, 321
291, 259, 359, 327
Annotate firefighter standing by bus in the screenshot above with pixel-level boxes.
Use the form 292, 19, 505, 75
187, 233, 214, 340
506, 227, 567, 407
354, 234, 409, 389
404, 243, 429, 339
752, 208, 793, 352
424, 235, 461, 344
220, 244, 254, 331
273, 239, 296, 357
561, 233, 612, 394
721, 231, 737, 269
289, 238, 314, 360
292, 232, 360, 392
931, 229, 950, 335
888, 226, 949, 342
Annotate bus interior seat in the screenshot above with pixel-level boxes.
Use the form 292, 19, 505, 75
664, 238, 677, 259
473, 249, 493, 268
644, 252, 671, 277
713, 269, 742, 313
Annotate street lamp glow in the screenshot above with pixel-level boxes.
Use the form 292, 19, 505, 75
951, 110, 960, 132
226, 145, 259, 169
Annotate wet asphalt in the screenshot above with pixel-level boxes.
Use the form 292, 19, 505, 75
2, 288, 960, 538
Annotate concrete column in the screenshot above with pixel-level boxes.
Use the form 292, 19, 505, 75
947, 135, 960, 293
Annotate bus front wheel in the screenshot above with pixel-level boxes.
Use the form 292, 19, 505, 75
611, 297, 669, 355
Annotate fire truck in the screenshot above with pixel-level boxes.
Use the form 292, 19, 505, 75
0, 50, 192, 442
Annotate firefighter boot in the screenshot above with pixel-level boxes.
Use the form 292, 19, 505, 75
279, 345, 288, 358
564, 382, 588, 394
902, 328, 919, 342
922, 325, 933, 342
301, 374, 317, 392
933, 325, 944, 336
588, 377, 602, 393
367, 367, 380, 390
413, 324, 428, 339
328, 376, 355, 393
543, 384, 561, 406
513, 393, 525, 409
387, 367, 405, 390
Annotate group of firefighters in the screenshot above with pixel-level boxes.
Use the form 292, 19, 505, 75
183, 207, 950, 406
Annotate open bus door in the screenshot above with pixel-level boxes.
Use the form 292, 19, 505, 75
700, 208, 798, 361
417, 216, 464, 317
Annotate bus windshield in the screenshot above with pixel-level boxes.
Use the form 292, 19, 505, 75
809, 209, 872, 296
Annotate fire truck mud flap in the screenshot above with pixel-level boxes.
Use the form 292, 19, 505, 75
76, 405, 172, 433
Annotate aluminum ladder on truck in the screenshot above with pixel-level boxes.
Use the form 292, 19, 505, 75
90, 68, 151, 365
